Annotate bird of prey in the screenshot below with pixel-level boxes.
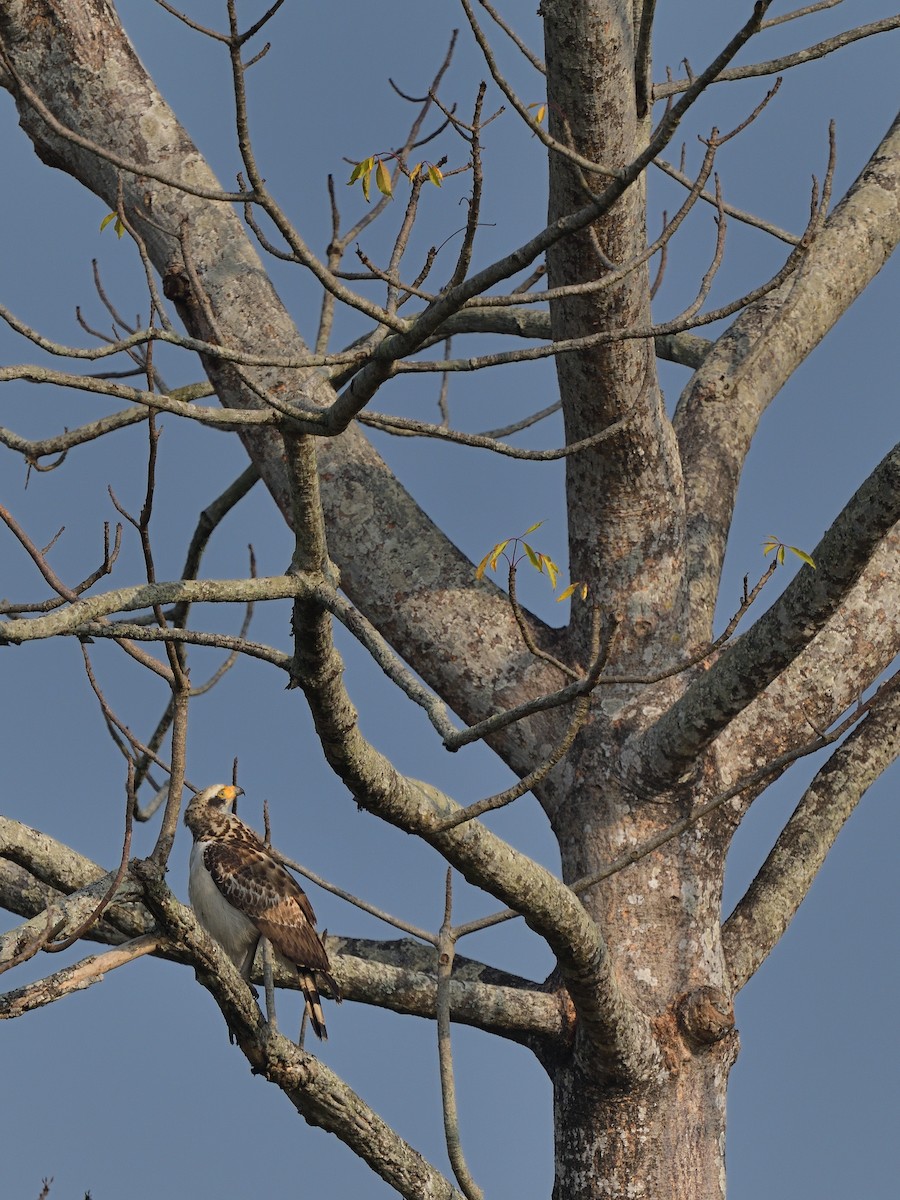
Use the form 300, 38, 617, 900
184, 783, 339, 1040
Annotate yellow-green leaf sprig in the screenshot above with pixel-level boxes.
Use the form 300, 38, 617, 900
100, 212, 126, 238
762, 535, 816, 569
476, 521, 588, 601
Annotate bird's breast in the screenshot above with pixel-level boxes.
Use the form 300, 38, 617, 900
188, 840, 259, 974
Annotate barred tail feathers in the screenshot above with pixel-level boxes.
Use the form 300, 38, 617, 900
299, 970, 328, 1040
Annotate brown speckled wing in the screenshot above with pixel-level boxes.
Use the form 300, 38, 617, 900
254, 908, 331, 974
203, 836, 329, 973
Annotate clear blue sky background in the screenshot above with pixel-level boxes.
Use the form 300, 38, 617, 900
1, 3, 897, 1198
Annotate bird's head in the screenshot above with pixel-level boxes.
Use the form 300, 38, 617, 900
184, 783, 245, 830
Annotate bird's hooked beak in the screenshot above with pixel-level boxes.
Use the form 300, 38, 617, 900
219, 784, 245, 809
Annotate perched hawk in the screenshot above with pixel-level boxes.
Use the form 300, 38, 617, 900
184, 783, 339, 1039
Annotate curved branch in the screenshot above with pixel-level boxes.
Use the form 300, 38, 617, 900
334, 936, 565, 1045
0, 935, 162, 1018
0, 574, 314, 643
0, 366, 271, 428
675, 111, 900, 641
425, 308, 712, 368
627, 443, 900, 793
288, 587, 658, 1083
722, 677, 900, 990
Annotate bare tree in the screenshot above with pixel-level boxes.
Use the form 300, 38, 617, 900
1, 3, 897, 1198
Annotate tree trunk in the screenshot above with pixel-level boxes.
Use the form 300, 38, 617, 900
543, 739, 738, 1197
552, 1047, 737, 1200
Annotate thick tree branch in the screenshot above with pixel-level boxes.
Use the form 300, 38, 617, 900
334, 937, 566, 1046
627, 443, 900, 793
722, 678, 900, 990
712, 528, 899, 783
675, 111, 900, 640
289, 588, 658, 1082
0, 575, 314, 643
0, 935, 163, 1019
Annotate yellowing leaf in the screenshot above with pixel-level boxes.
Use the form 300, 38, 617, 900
523, 542, 541, 570
488, 539, 510, 571
427, 163, 443, 187
409, 162, 422, 183
348, 157, 376, 201
558, 580, 589, 603
542, 555, 560, 589
522, 520, 544, 536
475, 551, 492, 580
787, 545, 816, 569
375, 158, 393, 198
100, 212, 125, 238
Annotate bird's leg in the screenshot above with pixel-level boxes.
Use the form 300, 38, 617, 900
261, 937, 278, 1032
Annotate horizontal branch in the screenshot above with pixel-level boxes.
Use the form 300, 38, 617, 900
627, 442, 900, 793
0, 574, 312, 643
360, 396, 640, 461
425, 310, 712, 369
0, 365, 273, 428
0, 821, 562, 1042
722, 677, 900, 990
334, 937, 565, 1046
0, 869, 132, 969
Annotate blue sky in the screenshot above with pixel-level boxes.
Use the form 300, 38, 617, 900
1, 3, 897, 1198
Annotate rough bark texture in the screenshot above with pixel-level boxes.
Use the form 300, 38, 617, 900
0, 3, 897, 1199
543, 1, 686, 665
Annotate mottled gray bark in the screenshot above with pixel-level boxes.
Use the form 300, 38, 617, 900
675, 111, 900, 641
0, 2, 897, 1199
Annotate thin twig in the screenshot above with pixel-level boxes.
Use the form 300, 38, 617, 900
477, 0, 545, 73
276, 852, 438, 947
653, 156, 798, 244
433, 609, 611, 831
653, 17, 900, 99
45, 771, 135, 953
0, 935, 163, 1018
436, 871, 484, 1200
